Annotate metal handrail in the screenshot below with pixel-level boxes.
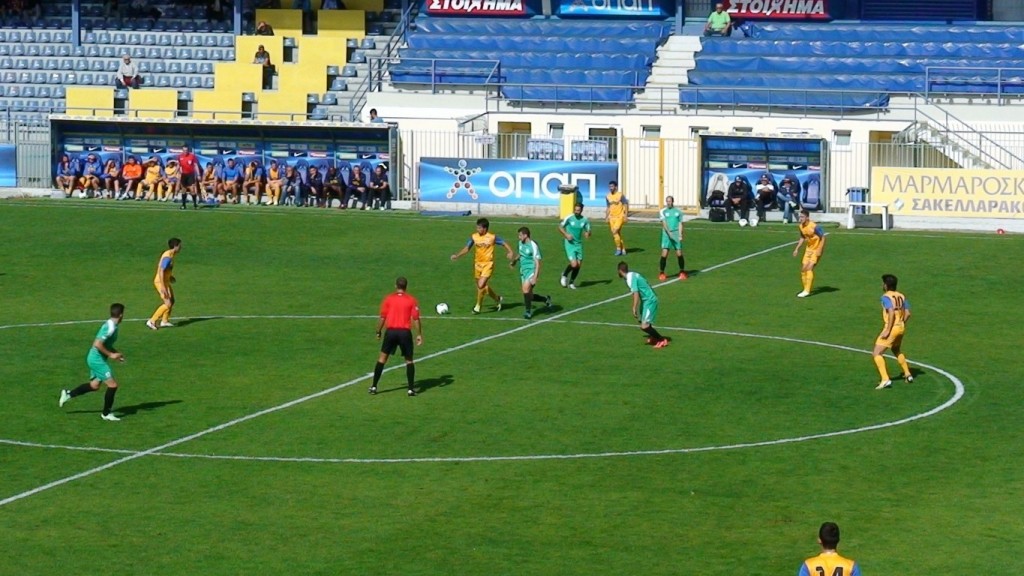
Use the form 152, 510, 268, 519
347, 2, 417, 122
911, 102, 1024, 169
925, 65, 1024, 104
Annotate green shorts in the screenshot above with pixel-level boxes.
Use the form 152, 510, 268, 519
661, 232, 682, 251
520, 268, 537, 285
87, 354, 113, 381
639, 299, 659, 325
563, 241, 583, 262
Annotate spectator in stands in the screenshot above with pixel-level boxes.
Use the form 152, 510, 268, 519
255, 20, 275, 35
345, 164, 369, 209
242, 160, 265, 204
221, 158, 243, 203
130, 0, 162, 25
306, 165, 325, 207
283, 164, 303, 206
370, 164, 391, 210
79, 154, 104, 198
726, 175, 751, 223
369, 108, 383, 123
115, 55, 142, 90
120, 156, 142, 200
137, 157, 162, 201
103, 159, 121, 200
265, 159, 283, 205
253, 45, 275, 90
776, 175, 800, 224
324, 165, 343, 208
754, 174, 776, 222
704, 3, 732, 37
55, 154, 78, 198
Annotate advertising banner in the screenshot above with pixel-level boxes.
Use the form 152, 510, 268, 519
727, 0, 831, 20
557, 0, 675, 18
423, 0, 530, 16
0, 144, 15, 186
871, 167, 1024, 219
419, 157, 618, 205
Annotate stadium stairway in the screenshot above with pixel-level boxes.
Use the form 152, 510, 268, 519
634, 34, 700, 112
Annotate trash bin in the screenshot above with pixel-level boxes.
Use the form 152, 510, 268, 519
846, 187, 868, 215
558, 184, 582, 220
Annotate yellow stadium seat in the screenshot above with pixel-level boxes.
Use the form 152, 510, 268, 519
65, 87, 116, 117
128, 89, 179, 119
316, 10, 365, 38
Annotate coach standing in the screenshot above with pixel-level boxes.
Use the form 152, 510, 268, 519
370, 276, 424, 397
178, 145, 201, 209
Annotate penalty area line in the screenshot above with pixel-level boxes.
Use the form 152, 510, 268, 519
0, 239, 793, 508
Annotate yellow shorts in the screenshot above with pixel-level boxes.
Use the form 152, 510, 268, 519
608, 217, 624, 231
154, 282, 174, 300
875, 326, 905, 349
802, 251, 821, 266
474, 262, 494, 280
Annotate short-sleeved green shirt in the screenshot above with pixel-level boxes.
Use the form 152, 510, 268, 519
707, 10, 730, 31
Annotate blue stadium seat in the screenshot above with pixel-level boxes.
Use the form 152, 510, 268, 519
0, 46, 9, 57
146, 47, 161, 60
203, 34, 218, 47
112, 32, 127, 45
8, 31, 21, 43
42, 45, 56, 57
53, 85, 65, 98
85, 46, 100, 58
30, 58, 43, 71
152, 61, 167, 73
62, 72, 76, 85
187, 76, 201, 88
322, 93, 338, 105
218, 35, 232, 47
174, 35, 187, 47
83, 32, 96, 44
96, 73, 112, 86
72, 46, 85, 57
179, 48, 193, 60
189, 34, 203, 47
360, 38, 376, 50
14, 58, 28, 70
38, 31, 52, 43
59, 58, 73, 70
158, 33, 172, 46
143, 33, 157, 45
106, 60, 119, 72
199, 62, 213, 74
57, 45, 71, 57
79, 73, 94, 85
101, 46, 116, 58
350, 51, 366, 64
47, 72, 61, 84
156, 75, 170, 87
98, 31, 111, 44
37, 86, 51, 98
1, 71, 14, 83
202, 76, 214, 88
0, 58, 12, 69
168, 62, 183, 74
183, 62, 198, 74
330, 78, 347, 91
11, 45, 24, 56
139, 61, 151, 73
44, 58, 58, 70
194, 48, 209, 60
225, 49, 234, 60
210, 48, 224, 60
341, 65, 357, 78
53, 31, 69, 43
27, 45, 41, 57
22, 86, 36, 98
23, 30, 36, 43
162, 47, 178, 59
128, 33, 142, 45
7, 86, 20, 98
17, 72, 30, 83
131, 47, 146, 59
55, 100, 66, 113
309, 106, 328, 121
173, 75, 186, 88
32, 72, 46, 84
89, 60, 104, 72
0, 99, 8, 109
0, 31, 6, 42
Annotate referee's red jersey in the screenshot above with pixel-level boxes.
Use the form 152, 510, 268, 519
380, 292, 420, 329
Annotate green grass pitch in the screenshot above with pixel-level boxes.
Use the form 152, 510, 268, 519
1, 199, 1022, 575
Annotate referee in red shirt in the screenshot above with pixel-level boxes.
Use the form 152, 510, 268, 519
177, 145, 201, 210
370, 276, 424, 397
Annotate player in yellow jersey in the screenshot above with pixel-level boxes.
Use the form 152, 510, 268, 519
605, 180, 628, 256
147, 238, 182, 330
450, 218, 514, 314
798, 522, 861, 576
873, 273, 914, 389
793, 209, 825, 297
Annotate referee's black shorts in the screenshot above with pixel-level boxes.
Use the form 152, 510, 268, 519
381, 328, 414, 358
180, 172, 197, 188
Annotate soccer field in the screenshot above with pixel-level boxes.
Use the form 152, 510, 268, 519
1, 199, 1022, 575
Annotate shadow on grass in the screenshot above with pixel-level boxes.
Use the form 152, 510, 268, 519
69, 399, 183, 416
173, 316, 221, 328
624, 247, 645, 255
575, 279, 612, 288
811, 286, 840, 295
379, 374, 454, 396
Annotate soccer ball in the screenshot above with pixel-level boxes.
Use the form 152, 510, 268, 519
750, 216, 759, 227
738, 218, 748, 227
435, 303, 450, 315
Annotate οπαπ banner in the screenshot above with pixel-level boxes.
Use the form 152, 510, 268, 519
557, 0, 675, 18
871, 167, 1024, 219
0, 144, 16, 186
419, 157, 618, 205
727, 0, 831, 20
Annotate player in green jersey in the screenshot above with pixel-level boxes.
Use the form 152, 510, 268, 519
59, 303, 127, 421
511, 226, 553, 319
618, 262, 669, 348
658, 195, 687, 281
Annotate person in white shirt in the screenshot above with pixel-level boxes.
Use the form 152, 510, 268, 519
115, 55, 141, 89
754, 173, 777, 222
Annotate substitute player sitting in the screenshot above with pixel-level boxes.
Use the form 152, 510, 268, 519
872, 273, 914, 389
451, 217, 514, 314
